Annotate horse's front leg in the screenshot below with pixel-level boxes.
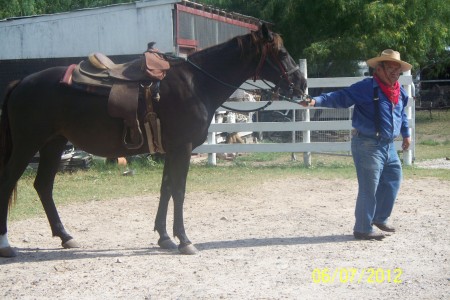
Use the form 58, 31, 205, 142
154, 158, 177, 250
166, 144, 198, 254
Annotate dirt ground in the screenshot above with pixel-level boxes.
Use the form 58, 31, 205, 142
1, 176, 449, 299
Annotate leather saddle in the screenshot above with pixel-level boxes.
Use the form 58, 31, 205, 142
62, 45, 170, 150
76, 50, 169, 83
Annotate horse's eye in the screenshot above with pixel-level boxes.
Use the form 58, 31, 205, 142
279, 50, 288, 59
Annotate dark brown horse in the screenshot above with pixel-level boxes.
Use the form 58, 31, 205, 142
0, 24, 306, 257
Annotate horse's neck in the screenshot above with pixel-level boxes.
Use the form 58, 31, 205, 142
189, 40, 257, 107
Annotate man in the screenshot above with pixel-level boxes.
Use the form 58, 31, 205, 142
300, 49, 412, 240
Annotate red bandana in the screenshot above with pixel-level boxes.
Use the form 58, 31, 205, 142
374, 74, 400, 105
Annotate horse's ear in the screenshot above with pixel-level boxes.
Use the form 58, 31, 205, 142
259, 23, 273, 42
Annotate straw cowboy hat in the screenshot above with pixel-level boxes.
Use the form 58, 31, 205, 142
366, 49, 412, 72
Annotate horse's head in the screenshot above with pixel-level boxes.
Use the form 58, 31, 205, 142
251, 24, 307, 99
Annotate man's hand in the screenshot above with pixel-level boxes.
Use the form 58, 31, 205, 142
298, 97, 315, 107
402, 137, 411, 151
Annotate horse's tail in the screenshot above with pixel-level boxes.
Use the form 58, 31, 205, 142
0, 80, 21, 208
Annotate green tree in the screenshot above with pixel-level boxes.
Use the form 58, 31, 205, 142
201, 0, 450, 77
201, 0, 268, 16
2, 0, 449, 77
0, 0, 135, 19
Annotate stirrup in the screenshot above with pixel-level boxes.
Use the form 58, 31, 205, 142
122, 121, 144, 150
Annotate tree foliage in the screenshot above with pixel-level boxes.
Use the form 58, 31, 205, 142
0, 0, 134, 19
201, 0, 450, 77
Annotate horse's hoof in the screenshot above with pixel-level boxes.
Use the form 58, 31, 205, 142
0, 246, 18, 258
62, 239, 80, 249
158, 238, 178, 250
179, 243, 199, 255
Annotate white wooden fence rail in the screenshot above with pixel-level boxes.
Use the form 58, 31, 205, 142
193, 60, 415, 166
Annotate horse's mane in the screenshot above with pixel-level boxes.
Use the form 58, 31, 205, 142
186, 30, 284, 63
245, 31, 283, 54
187, 36, 239, 60
237, 31, 284, 61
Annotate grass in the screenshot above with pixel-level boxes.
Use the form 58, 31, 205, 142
10, 158, 351, 221
8, 110, 449, 221
413, 110, 450, 160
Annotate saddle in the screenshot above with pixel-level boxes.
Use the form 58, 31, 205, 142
61, 44, 170, 151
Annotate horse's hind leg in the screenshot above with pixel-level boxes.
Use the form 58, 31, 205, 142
0, 148, 38, 257
0, 171, 18, 257
34, 137, 79, 249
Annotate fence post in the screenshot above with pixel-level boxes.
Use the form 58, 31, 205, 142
207, 114, 217, 165
300, 59, 311, 167
402, 70, 413, 166
291, 109, 297, 161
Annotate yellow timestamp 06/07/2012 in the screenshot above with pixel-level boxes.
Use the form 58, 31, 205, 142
311, 268, 403, 284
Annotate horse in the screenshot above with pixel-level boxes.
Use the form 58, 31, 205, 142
0, 24, 306, 257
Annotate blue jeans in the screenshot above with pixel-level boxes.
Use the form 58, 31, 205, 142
351, 135, 402, 233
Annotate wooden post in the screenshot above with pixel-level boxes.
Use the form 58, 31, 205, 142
207, 114, 217, 165
402, 70, 413, 166
291, 109, 297, 161
300, 59, 311, 167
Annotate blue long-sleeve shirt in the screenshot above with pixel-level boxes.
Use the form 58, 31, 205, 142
313, 77, 410, 140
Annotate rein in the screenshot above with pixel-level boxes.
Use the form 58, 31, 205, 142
185, 58, 275, 113
182, 44, 308, 113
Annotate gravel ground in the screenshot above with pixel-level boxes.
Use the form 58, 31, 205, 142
414, 157, 450, 169
1, 176, 449, 299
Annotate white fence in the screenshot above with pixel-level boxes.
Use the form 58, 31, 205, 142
193, 59, 415, 166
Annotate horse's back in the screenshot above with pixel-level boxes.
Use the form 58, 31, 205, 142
21, 66, 66, 86
9, 67, 67, 105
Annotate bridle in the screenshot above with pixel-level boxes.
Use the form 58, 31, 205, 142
253, 42, 300, 99
180, 38, 309, 113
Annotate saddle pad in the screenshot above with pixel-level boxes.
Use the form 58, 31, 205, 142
60, 64, 77, 85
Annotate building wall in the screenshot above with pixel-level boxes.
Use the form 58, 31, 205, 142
0, 1, 177, 60
176, 4, 258, 52
0, 0, 178, 101
0, 0, 259, 103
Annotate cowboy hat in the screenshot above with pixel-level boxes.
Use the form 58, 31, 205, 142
366, 49, 412, 72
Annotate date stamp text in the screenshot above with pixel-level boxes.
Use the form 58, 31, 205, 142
311, 268, 403, 284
